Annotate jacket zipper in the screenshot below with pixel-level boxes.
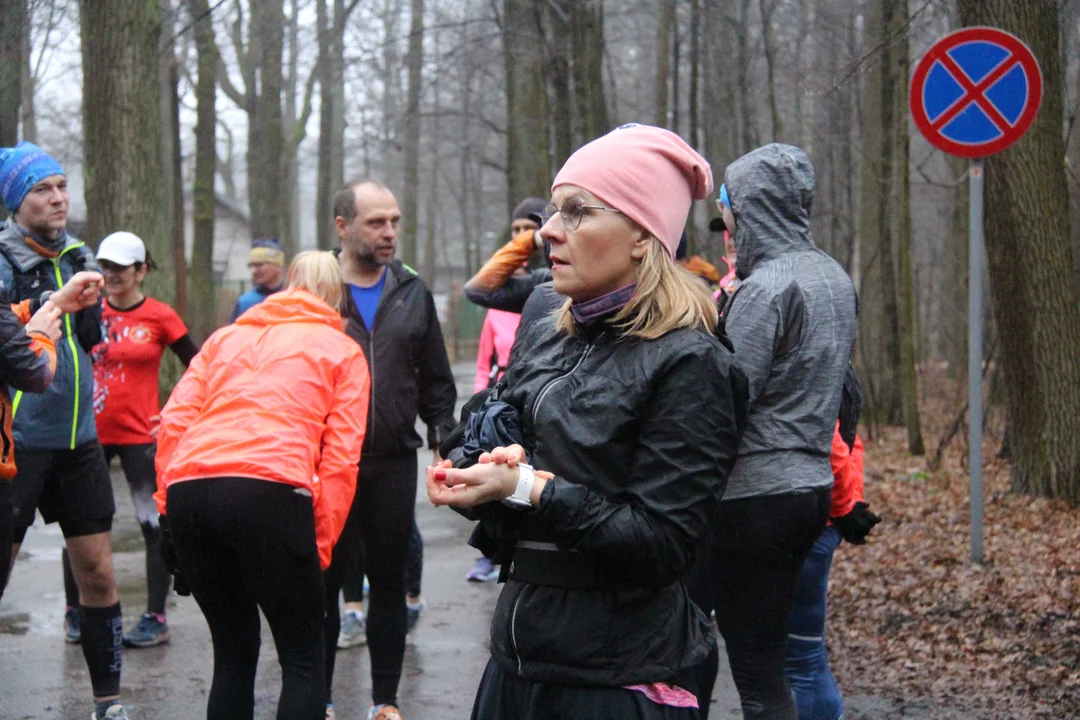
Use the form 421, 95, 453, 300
354, 269, 411, 438
11, 243, 85, 451
531, 343, 594, 422
510, 593, 524, 674
53, 251, 82, 450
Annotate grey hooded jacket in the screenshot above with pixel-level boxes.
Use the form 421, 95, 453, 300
721, 144, 857, 500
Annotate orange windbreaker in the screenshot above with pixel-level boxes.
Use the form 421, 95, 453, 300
154, 289, 370, 568
829, 422, 865, 520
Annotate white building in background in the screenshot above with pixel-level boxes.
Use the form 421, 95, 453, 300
182, 192, 253, 290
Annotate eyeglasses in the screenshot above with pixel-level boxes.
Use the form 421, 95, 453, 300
541, 201, 623, 231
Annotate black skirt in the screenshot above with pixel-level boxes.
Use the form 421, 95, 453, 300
471, 657, 701, 720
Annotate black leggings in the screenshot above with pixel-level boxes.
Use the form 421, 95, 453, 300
324, 452, 417, 707
705, 487, 832, 720
168, 477, 326, 720
63, 444, 170, 614
341, 519, 424, 602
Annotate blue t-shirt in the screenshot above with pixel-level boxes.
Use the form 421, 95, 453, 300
350, 269, 387, 330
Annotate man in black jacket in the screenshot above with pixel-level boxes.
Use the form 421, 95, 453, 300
323, 179, 457, 720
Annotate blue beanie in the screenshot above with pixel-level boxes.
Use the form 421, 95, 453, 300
0, 142, 65, 213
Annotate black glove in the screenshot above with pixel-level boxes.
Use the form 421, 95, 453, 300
832, 502, 881, 545
157, 516, 192, 596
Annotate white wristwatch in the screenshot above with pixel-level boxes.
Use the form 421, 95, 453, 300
501, 463, 536, 509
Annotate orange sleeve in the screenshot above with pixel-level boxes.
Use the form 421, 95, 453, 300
474, 313, 495, 393
680, 256, 721, 284
313, 346, 370, 569
464, 231, 537, 294
830, 423, 865, 518
26, 333, 57, 376
11, 300, 33, 325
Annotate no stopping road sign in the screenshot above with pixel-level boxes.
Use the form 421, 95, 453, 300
910, 26, 1042, 158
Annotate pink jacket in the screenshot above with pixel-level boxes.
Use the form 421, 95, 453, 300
474, 309, 522, 393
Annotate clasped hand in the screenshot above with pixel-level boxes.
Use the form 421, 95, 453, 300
425, 444, 552, 509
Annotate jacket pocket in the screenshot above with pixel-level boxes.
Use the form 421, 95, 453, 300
512, 585, 616, 671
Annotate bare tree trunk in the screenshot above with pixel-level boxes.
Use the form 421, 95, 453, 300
654, 0, 674, 128
856, 0, 903, 426
159, 0, 186, 317
316, 0, 333, 247
671, 2, 680, 135
188, 0, 218, 342
248, 0, 286, 247
503, 0, 551, 207
894, 0, 923, 454
19, 13, 35, 144
0, 0, 24, 155
401, 0, 424, 269
735, 0, 756, 153
758, 0, 783, 140
544, 5, 572, 168
79, 0, 171, 302
316, 0, 350, 249
688, 0, 700, 148
944, 153, 968, 378
571, 0, 608, 143
958, 0, 1080, 503
282, 0, 300, 254
330, 0, 345, 194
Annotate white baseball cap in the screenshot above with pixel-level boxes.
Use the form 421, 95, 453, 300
96, 231, 146, 266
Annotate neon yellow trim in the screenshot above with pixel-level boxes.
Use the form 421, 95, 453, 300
12, 390, 22, 415
53, 243, 85, 451
401, 263, 418, 276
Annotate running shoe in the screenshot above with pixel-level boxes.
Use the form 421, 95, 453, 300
406, 599, 424, 633
337, 610, 366, 649
64, 606, 81, 644
123, 612, 170, 648
91, 704, 129, 719
465, 556, 499, 582
367, 705, 404, 720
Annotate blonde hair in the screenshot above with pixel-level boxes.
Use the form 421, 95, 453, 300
287, 251, 345, 312
555, 237, 718, 340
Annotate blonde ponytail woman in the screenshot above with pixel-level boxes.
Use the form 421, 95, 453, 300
155, 251, 370, 720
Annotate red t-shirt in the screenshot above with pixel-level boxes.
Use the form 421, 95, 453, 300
92, 297, 189, 446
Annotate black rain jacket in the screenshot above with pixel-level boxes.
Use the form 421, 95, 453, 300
473, 314, 747, 687
341, 261, 457, 456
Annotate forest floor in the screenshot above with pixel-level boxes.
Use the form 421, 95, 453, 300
830, 371, 1080, 719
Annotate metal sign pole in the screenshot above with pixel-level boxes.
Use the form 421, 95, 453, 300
969, 158, 984, 564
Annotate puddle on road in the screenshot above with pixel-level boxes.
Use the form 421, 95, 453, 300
0, 611, 31, 635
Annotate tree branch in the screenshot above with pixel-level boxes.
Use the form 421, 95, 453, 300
287, 57, 321, 154
162, 0, 228, 55
827, 0, 940, 95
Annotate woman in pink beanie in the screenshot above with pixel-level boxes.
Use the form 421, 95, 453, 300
428, 124, 748, 720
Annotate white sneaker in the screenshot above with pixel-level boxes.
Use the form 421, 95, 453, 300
337, 610, 367, 649
92, 705, 129, 720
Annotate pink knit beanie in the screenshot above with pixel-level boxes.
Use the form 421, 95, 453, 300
551, 124, 713, 258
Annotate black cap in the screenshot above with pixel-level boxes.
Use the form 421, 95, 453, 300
709, 217, 727, 233
512, 197, 547, 225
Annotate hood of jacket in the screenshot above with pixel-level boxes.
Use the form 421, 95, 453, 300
235, 287, 342, 329
723, 143, 816, 278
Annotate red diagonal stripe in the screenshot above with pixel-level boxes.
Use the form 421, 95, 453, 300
929, 51, 1019, 134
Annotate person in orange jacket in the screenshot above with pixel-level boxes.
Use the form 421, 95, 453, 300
154, 251, 370, 720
